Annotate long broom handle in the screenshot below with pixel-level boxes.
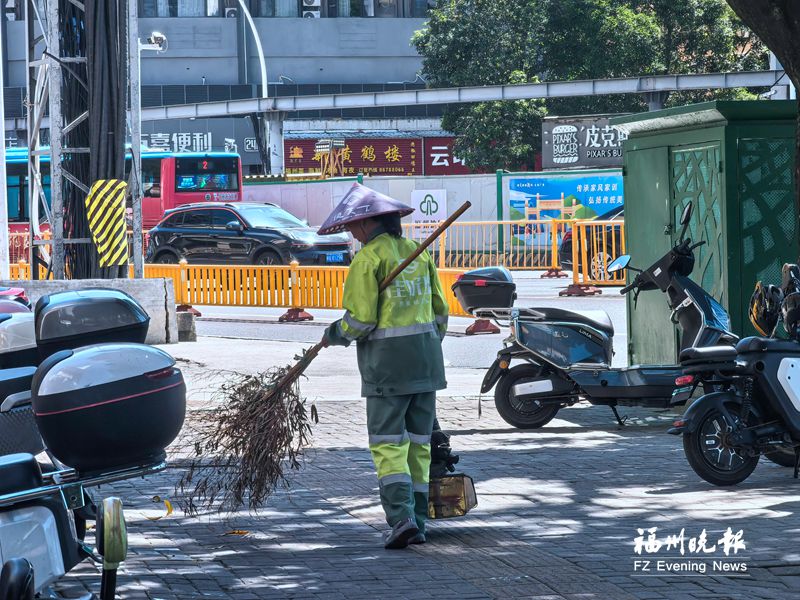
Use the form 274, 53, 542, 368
273, 201, 472, 387
378, 201, 471, 292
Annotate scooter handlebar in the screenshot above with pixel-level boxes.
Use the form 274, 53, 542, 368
620, 278, 638, 295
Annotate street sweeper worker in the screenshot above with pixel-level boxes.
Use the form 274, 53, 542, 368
318, 183, 448, 550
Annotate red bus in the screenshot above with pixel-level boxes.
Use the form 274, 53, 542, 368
5, 148, 243, 260
142, 152, 243, 228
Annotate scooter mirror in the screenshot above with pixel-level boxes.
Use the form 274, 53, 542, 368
680, 203, 692, 226
678, 203, 693, 242
607, 255, 631, 273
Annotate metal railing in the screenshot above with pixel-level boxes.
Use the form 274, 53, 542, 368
8, 232, 51, 265
402, 219, 572, 271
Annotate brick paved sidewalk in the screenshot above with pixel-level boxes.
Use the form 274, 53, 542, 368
56, 343, 800, 600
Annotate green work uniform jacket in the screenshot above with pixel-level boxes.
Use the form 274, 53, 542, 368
324, 227, 448, 397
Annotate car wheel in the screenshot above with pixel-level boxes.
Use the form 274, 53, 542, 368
155, 252, 179, 264
255, 250, 283, 266
589, 247, 614, 281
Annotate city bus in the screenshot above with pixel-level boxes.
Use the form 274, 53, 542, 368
5, 148, 243, 236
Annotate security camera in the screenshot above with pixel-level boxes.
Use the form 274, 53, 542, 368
147, 31, 168, 52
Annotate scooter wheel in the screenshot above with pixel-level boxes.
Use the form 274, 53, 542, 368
494, 364, 560, 429
682, 404, 759, 486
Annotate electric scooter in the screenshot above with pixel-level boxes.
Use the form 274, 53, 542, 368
468, 203, 738, 428
0, 290, 186, 599
669, 264, 800, 486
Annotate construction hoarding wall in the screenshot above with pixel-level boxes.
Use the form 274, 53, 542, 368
243, 174, 497, 226
244, 169, 624, 226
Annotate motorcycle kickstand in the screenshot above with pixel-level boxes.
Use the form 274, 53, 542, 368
794, 448, 800, 480
611, 405, 628, 428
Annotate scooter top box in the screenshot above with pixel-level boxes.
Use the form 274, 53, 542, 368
35, 289, 150, 359
0, 313, 37, 369
452, 267, 517, 315
32, 343, 186, 474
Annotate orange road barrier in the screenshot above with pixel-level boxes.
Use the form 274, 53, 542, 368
8, 262, 471, 318
560, 219, 626, 297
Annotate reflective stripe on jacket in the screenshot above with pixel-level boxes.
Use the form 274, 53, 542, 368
325, 229, 448, 396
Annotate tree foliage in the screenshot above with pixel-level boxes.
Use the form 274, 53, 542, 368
413, 0, 768, 170
441, 72, 547, 170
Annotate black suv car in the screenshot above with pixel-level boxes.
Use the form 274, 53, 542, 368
145, 202, 353, 265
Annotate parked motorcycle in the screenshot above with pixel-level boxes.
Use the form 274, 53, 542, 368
669, 264, 800, 485
0, 290, 185, 599
453, 203, 737, 429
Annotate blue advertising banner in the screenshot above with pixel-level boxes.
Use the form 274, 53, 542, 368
508, 171, 624, 222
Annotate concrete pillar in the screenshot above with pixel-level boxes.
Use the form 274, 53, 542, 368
644, 91, 667, 112
269, 112, 285, 175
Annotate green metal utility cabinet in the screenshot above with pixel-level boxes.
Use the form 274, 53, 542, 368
611, 101, 798, 366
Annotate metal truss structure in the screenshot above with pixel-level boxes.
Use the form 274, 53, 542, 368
23, 0, 142, 280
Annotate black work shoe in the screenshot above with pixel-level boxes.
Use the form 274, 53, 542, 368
408, 532, 426, 545
382, 517, 419, 550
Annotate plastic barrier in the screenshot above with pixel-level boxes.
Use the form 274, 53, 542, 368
561, 219, 626, 296
9, 261, 471, 317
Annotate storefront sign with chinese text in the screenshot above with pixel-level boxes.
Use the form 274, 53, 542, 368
542, 116, 628, 170
423, 137, 473, 175
283, 138, 420, 176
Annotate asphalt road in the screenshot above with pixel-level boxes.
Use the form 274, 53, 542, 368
193, 272, 630, 369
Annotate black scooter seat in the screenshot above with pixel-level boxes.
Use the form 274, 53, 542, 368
736, 336, 800, 353
526, 307, 614, 335
0, 453, 43, 496
679, 345, 737, 365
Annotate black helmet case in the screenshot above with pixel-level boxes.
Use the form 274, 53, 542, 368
34, 289, 150, 360
780, 263, 800, 339
31, 343, 186, 474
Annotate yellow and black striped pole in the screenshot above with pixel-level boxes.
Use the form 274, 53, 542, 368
85, 179, 129, 267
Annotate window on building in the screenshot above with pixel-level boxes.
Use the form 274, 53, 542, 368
252, 1, 274, 16
3, 0, 24, 21
408, 0, 434, 17
253, 0, 298, 16
140, 0, 222, 16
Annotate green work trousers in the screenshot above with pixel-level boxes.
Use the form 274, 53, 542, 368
366, 392, 436, 533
